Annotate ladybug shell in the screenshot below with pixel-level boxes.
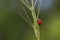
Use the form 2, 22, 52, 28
37, 19, 43, 26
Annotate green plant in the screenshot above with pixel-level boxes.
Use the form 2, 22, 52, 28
19, 0, 42, 40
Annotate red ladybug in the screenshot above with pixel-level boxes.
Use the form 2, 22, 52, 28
37, 19, 43, 26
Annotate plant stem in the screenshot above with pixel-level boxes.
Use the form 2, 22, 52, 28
31, 5, 40, 40
33, 22, 40, 40
20, 0, 40, 40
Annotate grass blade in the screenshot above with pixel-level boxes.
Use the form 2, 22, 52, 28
19, 13, 32, 26
37, 0, 43, 19
22, 7, 32, 26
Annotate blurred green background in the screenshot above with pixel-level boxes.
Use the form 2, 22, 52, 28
0, 0, 60, 40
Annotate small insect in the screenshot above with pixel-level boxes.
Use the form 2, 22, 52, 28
37, 19, 43, 26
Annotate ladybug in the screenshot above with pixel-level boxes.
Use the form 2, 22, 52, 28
37, 19, 43, 26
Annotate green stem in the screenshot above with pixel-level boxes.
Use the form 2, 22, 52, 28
20, 0, 40, 40
31, 6, 40, 40
33, 22, 40, 40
